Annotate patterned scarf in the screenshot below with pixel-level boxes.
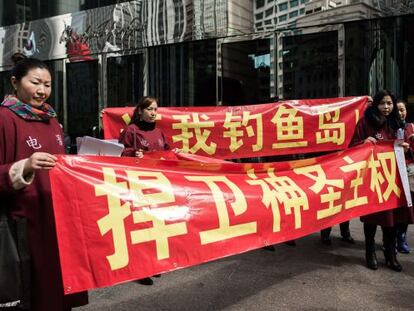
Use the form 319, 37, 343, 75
1, 95, 57, 122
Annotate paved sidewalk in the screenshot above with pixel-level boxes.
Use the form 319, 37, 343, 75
77, 220, 414, 311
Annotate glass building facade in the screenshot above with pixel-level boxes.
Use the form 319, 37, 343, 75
0, 1, 413, 147
0, 1, 127, 27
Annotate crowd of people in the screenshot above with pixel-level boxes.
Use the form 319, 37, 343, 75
1, 54, 413, 310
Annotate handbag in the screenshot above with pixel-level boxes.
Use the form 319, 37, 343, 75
0, 206, 31, 309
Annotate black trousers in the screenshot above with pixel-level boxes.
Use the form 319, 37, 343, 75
364, 223, 397, 249
321, 221, 350, 238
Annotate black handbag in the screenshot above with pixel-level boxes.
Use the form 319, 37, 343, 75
0, 207, 30, 309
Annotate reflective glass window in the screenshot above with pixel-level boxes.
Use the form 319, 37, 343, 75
344, 15, 414, 118
265, 8, 274, 17
290, 0, 299, 7
278, 3, 288, 11
256, 13, 263, 20
0, 0, 128, 27
0, 70, 12, 100
66, 60, 99, 147
222, 39, 272, 105
289, 11, 298, 18
282, 31, 338, 99
279, 14, 287, 22
256, 0, 265, 9
44, 60, 64, 126
107, 54, 144, 107
148, 40, 216, 107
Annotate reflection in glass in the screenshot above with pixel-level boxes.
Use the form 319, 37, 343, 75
0, 1, 127, 27
45, 60, 64, 125
222, 39, 271, 105
344, 15, 414, 121
66, 60, 99, 145
148, 40, 216, 107
107, 54, 143, 107
282, 31, 338, 99
0, 70, 12, 100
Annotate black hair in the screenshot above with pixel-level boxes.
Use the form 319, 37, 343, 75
10, 52, 50, 83
131, 96, 158, 125
365, 89, 403, 131
396, 99, 407, 107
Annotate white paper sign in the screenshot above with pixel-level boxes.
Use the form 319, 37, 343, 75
76, 136, 124, 156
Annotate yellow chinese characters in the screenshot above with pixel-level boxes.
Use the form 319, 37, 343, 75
340, 156, 369, 209
223, 111, 263, 152
271, 105, 308, 149
340, 152, 400, 210
172, 113, 217, 155
247, 168, 309, 231
297, 152, 401, 220
185, 175, 257, 244
95, 168, 132, 270
95, 168, 187, 270
122, 113, 131, 125
294, 165, 344, 220
316, 109, 345, 145
368, 152, 401, 203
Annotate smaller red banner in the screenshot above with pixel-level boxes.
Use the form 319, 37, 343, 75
102, 96, 368, 159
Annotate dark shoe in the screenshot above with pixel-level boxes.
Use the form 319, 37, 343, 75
284, 240, 296, 247
153, 274, 161, 278
365, 249, 378, 270
263, 245, 275, 252
397, 232, 410, 254
340, 236, 355, 244
397, 243, 410, 254
383, 248, 402, 272
321, 236, 331, 245
137, 277, 154, 285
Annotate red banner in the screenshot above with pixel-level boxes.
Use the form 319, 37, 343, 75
102, 96, 368, 159
50, 142, 406, 294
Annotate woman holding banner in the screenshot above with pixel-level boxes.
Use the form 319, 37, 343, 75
119, 96, 169, 285
119, 96, 170, 158
395, 99, 413, 253
0, 54, 88, 310
351, 90, 413, 272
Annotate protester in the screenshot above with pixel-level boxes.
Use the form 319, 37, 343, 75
395, 99, 413, 253
119, 96, 169, 158
119, 96, 169, 285
0, 53, 88, 310
350, 90, 413, 271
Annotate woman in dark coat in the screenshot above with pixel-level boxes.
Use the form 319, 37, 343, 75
119, 96, 169, 285
350, 90, 414, 271
119, 96, 169, 158
395, 99, 413, 253
0, 54, 88, 310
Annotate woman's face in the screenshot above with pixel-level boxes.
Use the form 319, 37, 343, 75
11, 67, 52, 108
397, 102, 407, 121
139, 101, 158, 123
377, 95, 393, 117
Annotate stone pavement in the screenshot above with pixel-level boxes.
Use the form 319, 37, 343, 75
76, 219, 414, 311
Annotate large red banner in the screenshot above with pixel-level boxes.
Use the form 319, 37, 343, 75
50, 142, 406, 294
102, 96, 368, 159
